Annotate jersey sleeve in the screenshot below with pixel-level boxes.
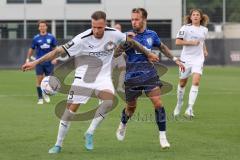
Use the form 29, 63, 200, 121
176, 25, 187, 39
51, 36, 58, 48
114, 30, 127, 45
62, 34, 83, 57
31, 37, 37, 49
204, 27, 208, 39
152, 32, 161, 47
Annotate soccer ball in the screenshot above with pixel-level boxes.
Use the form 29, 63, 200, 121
40, 76, 61, 96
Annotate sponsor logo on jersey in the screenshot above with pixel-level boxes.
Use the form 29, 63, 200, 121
89, 51, 112, 57
88, 41, 117, 57
40, 43, 50, 49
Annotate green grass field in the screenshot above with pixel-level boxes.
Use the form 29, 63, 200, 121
0, 66, 240, 160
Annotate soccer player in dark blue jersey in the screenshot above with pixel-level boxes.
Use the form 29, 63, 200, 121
116, 8, 185, 149
25, 20, 57, 104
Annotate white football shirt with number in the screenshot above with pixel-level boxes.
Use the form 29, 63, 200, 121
62, 27, 126, 81
176, 24, 208, 65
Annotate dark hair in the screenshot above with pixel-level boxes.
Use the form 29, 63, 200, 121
91, 11, 106, 20
38, 20, 48, 26
132, 8, 148, 19
185, 8, 209, 26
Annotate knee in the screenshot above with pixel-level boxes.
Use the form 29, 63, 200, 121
125, 106, 136, 117
179, 81, 187, 88
192, 82, 200, 86
152, 99, 163, 109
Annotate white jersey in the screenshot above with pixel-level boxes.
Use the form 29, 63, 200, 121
176, 24, 208, 65
62, 27, 126, 82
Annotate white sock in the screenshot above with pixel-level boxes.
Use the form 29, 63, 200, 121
55, 120, 71, 147
177, 84, 185, 106
86, 100, 113, 135
188, 85, 199, 109
86, 116, 104, 135
159, 131, 167, 139
55, 109, 75, 147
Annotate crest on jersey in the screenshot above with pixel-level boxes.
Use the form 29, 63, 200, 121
147, 38, 153, 46
47, 39, 51, 44
104, 41, 116, 52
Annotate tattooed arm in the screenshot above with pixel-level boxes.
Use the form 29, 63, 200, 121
114, 36, 159, 62
158, 42, 185, 72
22, 46, 66, 71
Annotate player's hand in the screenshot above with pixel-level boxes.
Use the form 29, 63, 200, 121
21, 61, 37, 72
147, 52, 159, 62
51, 59, 58, 65
126, 32, 136, 38
175, 59, 185, 72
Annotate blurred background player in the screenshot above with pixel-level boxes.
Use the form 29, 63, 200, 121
116, 8, 185, 149
173, 9, 209, 118
112, 23, 126, 92
25, 20, 57, 104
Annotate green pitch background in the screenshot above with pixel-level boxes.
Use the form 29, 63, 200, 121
0, 66, 239, 160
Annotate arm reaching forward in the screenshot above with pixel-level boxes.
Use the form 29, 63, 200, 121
21, 46, 66, 71
115, 36, 159, 62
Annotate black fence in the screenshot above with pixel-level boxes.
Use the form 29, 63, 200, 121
0, 39, 240, 69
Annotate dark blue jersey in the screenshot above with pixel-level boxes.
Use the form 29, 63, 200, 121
31, 33, 57, 65
125, 29, 161, 82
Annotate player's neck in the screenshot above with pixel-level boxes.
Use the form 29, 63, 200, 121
192, 23, 200, 27
135, 27, 146, 34
40, 32, 47, 36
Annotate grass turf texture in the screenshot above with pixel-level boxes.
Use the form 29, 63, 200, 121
0, 66, 239, 160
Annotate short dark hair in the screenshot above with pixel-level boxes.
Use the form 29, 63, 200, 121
91, 11, 106, 20
38, 20, 48, 26
132, 8, 148, 19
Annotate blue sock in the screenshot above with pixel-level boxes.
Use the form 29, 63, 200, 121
121, 108, 129, 124
155, 107, 166, 131
37, 86, 43, 99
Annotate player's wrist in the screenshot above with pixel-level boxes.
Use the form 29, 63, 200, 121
26, 58, 30, 62
172, 57, 178, 62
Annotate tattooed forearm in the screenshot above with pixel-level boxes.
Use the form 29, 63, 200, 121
126, 37, 151, 56
159, 42, 174, 60
36, 46, 65, 64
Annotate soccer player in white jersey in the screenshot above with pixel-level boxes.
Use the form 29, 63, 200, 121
173, 9, 209, 118
22, 11, 159, 153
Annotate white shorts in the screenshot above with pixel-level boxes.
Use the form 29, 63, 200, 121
179, 63, 203, 79
67, 77, 115, 104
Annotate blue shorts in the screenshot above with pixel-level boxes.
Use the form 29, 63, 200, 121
35, 64, 54, 76
124, 76, 162, 102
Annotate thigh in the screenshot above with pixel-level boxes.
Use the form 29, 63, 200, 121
43, 64, 54, 76
67, 103, 80, 112
35, 64, 44, 76
146, 86, 163, 108
124, 84, 143, 102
